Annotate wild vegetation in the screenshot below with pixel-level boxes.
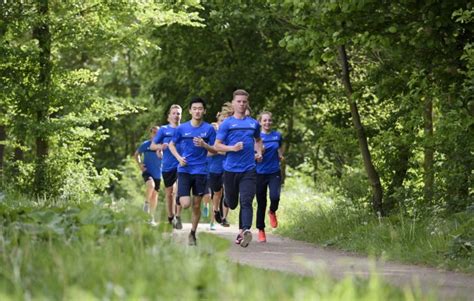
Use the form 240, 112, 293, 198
0, 0, 472, 298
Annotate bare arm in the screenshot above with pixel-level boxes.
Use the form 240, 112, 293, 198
150, 141, 162, 151
254, 138, 263, 162
278, 146, 285, 161
168, 141, 187, 166
193, 137, 217, 154
133, 150, 146, 172
214, 139, 243, 153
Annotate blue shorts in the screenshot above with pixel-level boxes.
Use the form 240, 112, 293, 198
177, 173, 207, 197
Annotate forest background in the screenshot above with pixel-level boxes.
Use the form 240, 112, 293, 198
1, 0, 473, 285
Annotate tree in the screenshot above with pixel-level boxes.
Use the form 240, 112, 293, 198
0, 1, 202, 199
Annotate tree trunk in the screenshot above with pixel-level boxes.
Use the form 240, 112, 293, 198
0, 125, 5, 173
423, 96, 434, 204
337, 45, 384, 215
280, 98, 295, 185
32, 0, 52, 196
384, 143, 411, 214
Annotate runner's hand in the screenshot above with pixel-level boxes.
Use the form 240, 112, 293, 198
139, 163, 146, 172
161, 143, 169, 150
255, 152, 263, 162
156, 150, 163, 159
233, 142, 244, 152
178, 156, 187, 166
193, 137, 206, 147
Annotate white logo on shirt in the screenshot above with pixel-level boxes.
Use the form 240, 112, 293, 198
166, 132, 171, 135
231, 124, 238, 127
184, 132, 191, 136
250, 123, 256, 128
201, 132, 207, 137
273, 136, 278, 140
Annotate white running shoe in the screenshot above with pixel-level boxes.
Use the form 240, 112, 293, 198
240, 229, 252, 248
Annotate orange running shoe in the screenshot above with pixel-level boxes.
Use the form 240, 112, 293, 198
268, 211, 278, 228
258, 229, 266, 242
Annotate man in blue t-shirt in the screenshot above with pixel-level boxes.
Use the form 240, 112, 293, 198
151, 104, 183, 229
134, 126, 162, 226
215, 89, 263, 248
169, 97, 216, 246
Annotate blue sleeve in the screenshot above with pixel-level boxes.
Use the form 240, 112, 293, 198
137, 141, 147, 154
216, 120, 228, 142
171, 126, 182, 144
208, 126, 216, 145
152, 128, 164, 144
254, 122, 261, 139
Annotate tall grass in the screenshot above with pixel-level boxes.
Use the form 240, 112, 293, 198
277, 176, 474, 273
0, 193, 430, 300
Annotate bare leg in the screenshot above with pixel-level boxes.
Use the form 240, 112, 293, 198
191, 196, 203, 231
179, 196, 191, 209
149, 190, 158, 219
173, 182, 182, 216
212, 189, 222, 213
165, 186, 175, 218
145, 180, 155, 210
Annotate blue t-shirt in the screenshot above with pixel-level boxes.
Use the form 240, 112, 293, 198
216, 116, 261, 172
208, 153, 225, 174
257, 131, 282, 174
171, 121, 216, 175
152, 124, 179, 172
137, 140, 162, 179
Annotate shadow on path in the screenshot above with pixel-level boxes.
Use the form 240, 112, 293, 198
174, 223, 474, 300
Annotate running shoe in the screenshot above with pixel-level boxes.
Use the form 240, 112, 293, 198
202, 204, 209, 217
268, 210, 278, 228
221, 218, 230, 227
210, 222, 216, 231
143, 201, 149, 213
240, 229, 252, 248
149, 218, 158, 227
214, 210, 222, 224
188, 231, 197, 246
173, 216, 183, 230
168, 216, 174, 225
235, 233, 243, 245
258, 229, 266, 243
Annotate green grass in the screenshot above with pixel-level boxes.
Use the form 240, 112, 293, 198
277, 177, 474, 274
0, 194, 431, 300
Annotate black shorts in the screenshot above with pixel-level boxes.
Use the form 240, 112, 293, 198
177, 173, 207, 197
204, 177, 211, 195
162, 168, 178, 188
209, 172, 223, 192
142, 172, 161, 192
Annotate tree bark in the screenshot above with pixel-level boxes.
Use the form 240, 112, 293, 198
384, 143, 411, 214
337, 45, 384, 215
423, 96, 434, 204
0, 125, 5, 173
32, 0, 52, 196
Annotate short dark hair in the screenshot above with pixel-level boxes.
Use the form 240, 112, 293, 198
189, 97, 206, 109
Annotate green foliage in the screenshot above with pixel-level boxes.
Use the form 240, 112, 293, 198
0, 196, 425, 300
0, 1, 202, 199
270, 1, 474, 214
278, 176, 474, 273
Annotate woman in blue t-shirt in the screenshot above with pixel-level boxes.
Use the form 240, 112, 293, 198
256, 111, 284, 243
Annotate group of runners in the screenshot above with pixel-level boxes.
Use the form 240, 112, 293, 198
134, 89, 284, 248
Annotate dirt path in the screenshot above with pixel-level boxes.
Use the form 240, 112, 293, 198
176, 223, 473, 300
